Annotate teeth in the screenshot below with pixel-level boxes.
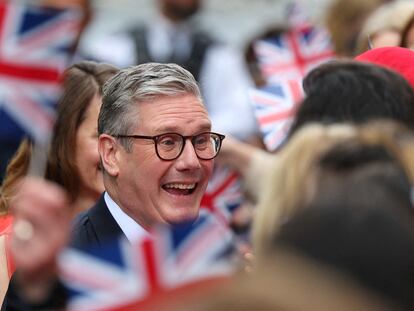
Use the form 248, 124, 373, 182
164, 183, 196, 190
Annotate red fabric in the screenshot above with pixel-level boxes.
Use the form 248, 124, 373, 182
0, 215, 12, 234
0, 215, 15, 277
355, 47, 414, 90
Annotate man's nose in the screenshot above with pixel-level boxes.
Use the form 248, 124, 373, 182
175, 139, 202, 170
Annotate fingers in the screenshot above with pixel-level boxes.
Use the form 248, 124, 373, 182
11, 177, 71, 282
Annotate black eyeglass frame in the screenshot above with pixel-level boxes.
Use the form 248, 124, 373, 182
114, 131, 225, 161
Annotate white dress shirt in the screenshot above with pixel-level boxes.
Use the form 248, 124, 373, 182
104, 192, 149, 242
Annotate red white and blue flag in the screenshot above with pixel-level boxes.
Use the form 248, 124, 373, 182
59, 214, 236, 311
250, 2, 334, 150
0, 1, 82, 144
249, 80, 304, 151
254, 26, 335, 83
200, 165, 243, 225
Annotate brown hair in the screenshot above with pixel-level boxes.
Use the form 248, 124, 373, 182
0, 139, 32, 215
325, 0, 385, 57
253, 120, 414, 259
45, 61, 119, 202
400, 13, 414, 48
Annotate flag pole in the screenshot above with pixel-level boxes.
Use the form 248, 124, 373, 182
27, 141, 49, 178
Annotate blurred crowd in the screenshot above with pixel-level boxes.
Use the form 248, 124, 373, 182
2, 0, 414, 310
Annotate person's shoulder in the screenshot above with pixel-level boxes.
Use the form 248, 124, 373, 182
69, 195, 124, 250
70, 208, 96, 250
69, 197, 106, 250
71, 209, 91, 233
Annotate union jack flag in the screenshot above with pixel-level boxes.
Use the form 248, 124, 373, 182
254, 26, 335, 83
249, 80, 304, 151
59, 214, 236, 311
200, 165, 243, 225
0, 1, 82, 144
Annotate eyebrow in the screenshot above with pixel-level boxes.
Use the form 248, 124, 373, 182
155, 123, 212, 133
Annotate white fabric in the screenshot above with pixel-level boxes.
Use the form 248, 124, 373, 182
104, 192, 149, 242
80, 14, 259, 140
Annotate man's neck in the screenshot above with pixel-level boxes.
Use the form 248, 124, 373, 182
104, 192, 150, 242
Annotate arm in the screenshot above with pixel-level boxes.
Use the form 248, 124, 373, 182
217, 136, 275, 201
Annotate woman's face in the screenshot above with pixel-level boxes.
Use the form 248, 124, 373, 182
75, 93, 104, 201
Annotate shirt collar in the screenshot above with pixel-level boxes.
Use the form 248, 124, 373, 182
104, 192, 150, 242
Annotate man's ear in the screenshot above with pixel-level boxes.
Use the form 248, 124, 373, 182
98, 134, 121, 177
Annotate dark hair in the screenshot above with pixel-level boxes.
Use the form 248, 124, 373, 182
270, 139, 414, 309
45, 61, 119, 202
400, 13, 414, 48
288, 61, 414, 137
274, 201, 414, 310
315, 142, 413, 215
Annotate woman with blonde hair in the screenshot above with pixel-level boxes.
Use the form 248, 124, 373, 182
252, 123, 357, 256
253, 120, 414, 258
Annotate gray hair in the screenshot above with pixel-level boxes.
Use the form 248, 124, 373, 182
98, 62, 202, 151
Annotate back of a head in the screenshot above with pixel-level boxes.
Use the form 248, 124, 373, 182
253, 123, 358, 256
288, 60, 414, 136
267, 132, 414, 309
172, 248, 394, 311
314, 142, 413, 214
273, 201, 414, 310
254, 120, 414, 259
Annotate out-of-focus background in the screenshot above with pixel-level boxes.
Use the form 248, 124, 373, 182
82, 0, 331, 49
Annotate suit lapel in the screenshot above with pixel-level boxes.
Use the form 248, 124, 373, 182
86, 195, 125, 244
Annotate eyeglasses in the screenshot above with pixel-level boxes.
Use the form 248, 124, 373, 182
115, 132, 225, 161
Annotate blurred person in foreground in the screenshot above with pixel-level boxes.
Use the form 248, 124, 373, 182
249, 121, 414, 310
2, 62, 225, 310
263, 130, 414, 309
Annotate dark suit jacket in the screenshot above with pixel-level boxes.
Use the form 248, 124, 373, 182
2, 194, 125, 311
70, 194, 125, 249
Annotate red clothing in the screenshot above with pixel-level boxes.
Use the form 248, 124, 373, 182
0, 215, 12, 233
356, 47, 414, 90
0, 215, 15, 278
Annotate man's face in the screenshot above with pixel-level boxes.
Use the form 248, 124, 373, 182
112, 94, 213, 228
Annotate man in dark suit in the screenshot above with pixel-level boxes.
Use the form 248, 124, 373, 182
3, 62, 224, 309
